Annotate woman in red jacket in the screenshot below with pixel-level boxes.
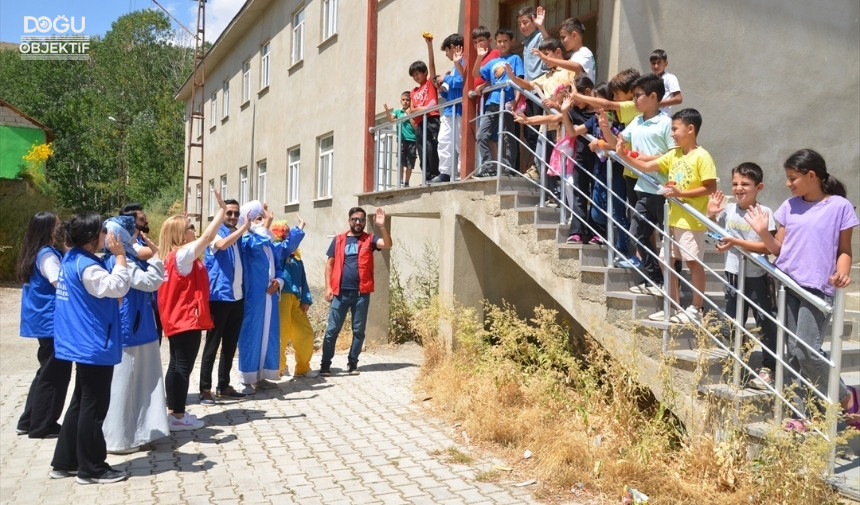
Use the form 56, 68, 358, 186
157, 191, 227, 431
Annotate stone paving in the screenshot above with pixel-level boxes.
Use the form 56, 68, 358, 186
0, 288, 543, 505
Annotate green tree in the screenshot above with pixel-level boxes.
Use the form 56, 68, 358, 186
0, 9, 192, 214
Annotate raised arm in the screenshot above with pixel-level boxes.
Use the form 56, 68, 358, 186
504, 62, 535, 92
534, 6, 550, 39
472, 45, 488, 78
192, 190, 227, 257
744, 204, 783, 256
424, 34, 437, 85
533, 51, 584, 76
373, 207, 392, 250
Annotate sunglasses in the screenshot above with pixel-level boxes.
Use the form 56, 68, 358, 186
186, 224, 196, 231
350, 217, 367, 223
226, 210, 240, 217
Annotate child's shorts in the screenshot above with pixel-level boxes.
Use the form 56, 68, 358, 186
670, 228, 705, 261
400, 140, 417, 169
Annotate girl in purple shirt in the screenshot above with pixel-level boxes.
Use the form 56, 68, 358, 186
747, 148, 859, 430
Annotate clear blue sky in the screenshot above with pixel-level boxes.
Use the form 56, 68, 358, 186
0, 0, 243, 43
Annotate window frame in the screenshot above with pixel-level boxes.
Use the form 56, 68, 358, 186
287, 146, 301, 205
321, 0, 338, 41
222, 79, 230, 118
220, 174, 227, 201
260, 41, 271, 89
256, 159, 267, 201
317, 134, 334, 199
208, 179, 215, 217
210, 90, 217, 127
292, 8, 305, 65
239, 166, 249, 205
242, 60, 251, 104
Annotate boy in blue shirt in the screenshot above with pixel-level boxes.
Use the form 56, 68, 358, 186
471, 28, 524, 177
427, 33, 465, 183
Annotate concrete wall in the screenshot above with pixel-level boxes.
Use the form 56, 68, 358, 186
609, 0, 860, 209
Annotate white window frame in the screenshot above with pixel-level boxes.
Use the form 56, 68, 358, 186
322, 0, 338, 40
317, 134, 333, 199
287, 147, 301, 204
256, 160, 267, 201
195, 183, 202, 214
239, 167, 249, 205
210, 91, 217, 127
208, 179, 215, 216
220, 174, 227, 200
222, 80, 230, 118
260, 42, 271, 89
291, 8, 305, 65
242, 60, 251, 103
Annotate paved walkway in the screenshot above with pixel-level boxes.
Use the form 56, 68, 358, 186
0, 288, 542, 505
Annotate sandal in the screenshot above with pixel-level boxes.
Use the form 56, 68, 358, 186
784, 419, 810, 433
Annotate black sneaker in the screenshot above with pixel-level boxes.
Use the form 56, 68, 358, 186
347, 363, 360, 375
50, 468, 77, 479
216, 386, 246, 399
319, 366, 332, 377
76, 469, 128, 485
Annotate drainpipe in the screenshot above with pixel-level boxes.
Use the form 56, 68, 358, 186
460, 0, 478, 179
363, 0, 379, 192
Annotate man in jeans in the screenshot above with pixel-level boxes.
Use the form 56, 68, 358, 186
320, 207, 392, 376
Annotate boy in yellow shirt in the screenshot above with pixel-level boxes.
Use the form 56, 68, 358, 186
617, 108, 717, 323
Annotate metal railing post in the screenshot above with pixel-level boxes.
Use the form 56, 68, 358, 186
606, 158, 615, 266
396, 123, 402, 188
732, 258, 747, 390
661, 199, 671, 352
774, 283, 786, 424
495, 105, 504, 180
421, 117, 428, 186
373, 130, 380, 190
826, 288, 846, 473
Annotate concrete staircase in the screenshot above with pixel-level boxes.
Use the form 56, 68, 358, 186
363, 175, 860, 499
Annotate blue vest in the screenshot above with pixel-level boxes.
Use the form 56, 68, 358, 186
54, 248, 123, 366
280, 255, 313, 305
20, 246, 61, 338
204, 224, 242, 301
105, 255, 158, 348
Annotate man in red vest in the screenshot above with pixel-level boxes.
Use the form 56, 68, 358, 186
320, 207, 392, 376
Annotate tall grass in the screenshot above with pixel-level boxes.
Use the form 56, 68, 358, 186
416, 298, 853, 504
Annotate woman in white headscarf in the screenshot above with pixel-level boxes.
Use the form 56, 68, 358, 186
101, 216, 169, 453
236, 201, 283, 391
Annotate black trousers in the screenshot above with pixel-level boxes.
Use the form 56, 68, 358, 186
17, 337, 72, 438
415, 115, 440, 180
199, 300, 244, 391
165, 330, 202, 414
724, 273, 777, 371
630, 191, 666, 284
51, 363, 114, 478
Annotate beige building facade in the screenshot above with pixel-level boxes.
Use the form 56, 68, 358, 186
178, 0, 859, 321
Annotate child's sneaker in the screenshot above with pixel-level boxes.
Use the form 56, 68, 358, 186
566, 234, 582, 244
588, 235, 603, 245
630, 283, 663, 296
669, 305, 702, 324
749, 368, 774, 390
168, 414, 204, 431
216, 385, 246, 400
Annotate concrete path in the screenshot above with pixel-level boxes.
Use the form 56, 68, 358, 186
0, 288, 543, 505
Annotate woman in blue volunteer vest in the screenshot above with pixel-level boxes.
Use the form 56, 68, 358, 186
15, 211, 72, 439
50, 213, 131, 485
101, 216, 169, 453
157, 190, 228, 431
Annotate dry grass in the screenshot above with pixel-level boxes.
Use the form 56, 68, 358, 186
415, 298, 855, 505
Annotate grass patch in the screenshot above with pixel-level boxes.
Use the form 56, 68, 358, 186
416, 297, 854, 504
474, 469, 499, 482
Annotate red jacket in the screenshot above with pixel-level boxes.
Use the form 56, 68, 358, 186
330, 232, 375, 296
158, 249, 214, 337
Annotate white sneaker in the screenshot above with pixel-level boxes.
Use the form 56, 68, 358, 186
169, 414, 204, 431
669, 305, 702, 324
630, 283, 664, 296
295, 370, 319, 379
648, 310, 670, 321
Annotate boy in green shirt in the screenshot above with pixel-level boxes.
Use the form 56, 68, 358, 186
384, 91, 418, 187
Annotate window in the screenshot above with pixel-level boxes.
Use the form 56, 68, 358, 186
322, 0, 338, 40
242, 60, 251, 103
291, 8, 305, 64
195, 183, 202, 214
220, 174, 228, 202
317, 134, 333, 199
239, 167, 249, 205
208, 179, 215, 216
222, 80, 230, 118
260, 42, 271, 89
256, 160, 267, 201
287, 147, 300, 204
210, 91, 217, 127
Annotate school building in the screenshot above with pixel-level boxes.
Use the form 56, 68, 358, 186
176, 0, 860, 298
